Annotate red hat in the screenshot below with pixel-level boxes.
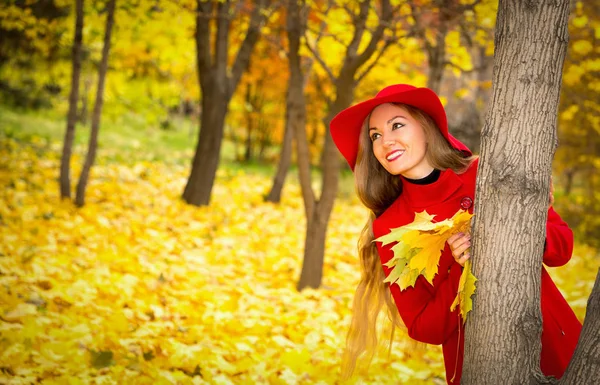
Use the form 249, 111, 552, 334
330, 84, 471, 170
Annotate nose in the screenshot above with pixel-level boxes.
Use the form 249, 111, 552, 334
382, 135, 395, 147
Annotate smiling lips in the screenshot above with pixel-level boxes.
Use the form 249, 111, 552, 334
386, 149, 405, 161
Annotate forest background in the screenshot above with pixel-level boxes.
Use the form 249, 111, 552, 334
0, 0, 598, 384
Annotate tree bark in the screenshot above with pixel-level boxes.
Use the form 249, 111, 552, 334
74, 0, 116, 207
59, 0, 84, 199
559, 269, 600, 384
265, 113, 294, 202
462, 1, 571, 383
426, 26, 447, 94
183, 83, 228, 205
183, 0, 268, 206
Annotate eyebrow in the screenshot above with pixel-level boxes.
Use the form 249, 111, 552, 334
369, 115, 407, 131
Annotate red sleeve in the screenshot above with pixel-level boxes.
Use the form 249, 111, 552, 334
376, 241, 462, 345
543, 207, 574, 267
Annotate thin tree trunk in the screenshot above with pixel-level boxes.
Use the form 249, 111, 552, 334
564, 168, 574, 196
265, 108, 294, 202
559, 269, 600, 384
257, 117, 270, 161
267, 57, 314, 203
60, 0, 84, 199
426, 27, 447, 94
75, 0, 116, 207
297, 89, 352, 289
244, 83, 253, 162
286, 0, 312, 217
296, 0, 393, 290
183, 0, 268, 206
462, 1, 571, 383
79, 76, 92, 125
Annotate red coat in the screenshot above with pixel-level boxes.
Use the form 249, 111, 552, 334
372, 159, 582, 384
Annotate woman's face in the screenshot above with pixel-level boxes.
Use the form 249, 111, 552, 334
368, 103, 433, 178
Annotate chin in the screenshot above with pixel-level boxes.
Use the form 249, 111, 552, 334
384, 167, 404, 176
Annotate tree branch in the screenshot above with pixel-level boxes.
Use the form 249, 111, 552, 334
345, 0, 370, 57
228, 0, 270, 98
313, 71, 333, 109
356, 38, 395, 83
303, 34, 336, 83
354, 0, 392, 69
196, 0, 212, 77
215, 0, 231, 79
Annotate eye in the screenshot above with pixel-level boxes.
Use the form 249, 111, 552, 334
392, 122, 404, 130
370, 132, 381, 142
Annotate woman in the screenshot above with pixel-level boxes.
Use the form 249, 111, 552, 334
330, 84, 582, 383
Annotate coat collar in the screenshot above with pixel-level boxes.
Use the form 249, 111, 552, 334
400, 168, 463, 209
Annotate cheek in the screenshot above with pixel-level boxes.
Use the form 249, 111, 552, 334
372, 142, 384, 159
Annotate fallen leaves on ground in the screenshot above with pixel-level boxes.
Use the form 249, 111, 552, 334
0, 138, 446, 384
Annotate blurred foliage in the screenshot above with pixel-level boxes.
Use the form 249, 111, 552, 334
554, 1, 600, 249
0, 136, 596, 384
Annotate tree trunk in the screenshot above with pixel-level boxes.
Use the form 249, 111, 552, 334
183, 0, 268, 207
559, 269, 600, 384
79, 76, 92, 125
75, 0, 115, 207
59, 0, 84, 199
564, 168, 574, 197
265, 108, 294, 202
183, 86, 228, 206
296, 0, 392, 289
257, 117, 270, 161
244, 83, 253, 162
426, 26, 447, 94
462, 1, 571, 383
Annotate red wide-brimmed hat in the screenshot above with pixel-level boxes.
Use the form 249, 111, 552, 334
330, 84, 471, 170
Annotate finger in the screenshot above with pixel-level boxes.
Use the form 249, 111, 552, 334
450, 235, 471, 253
453, 242, 471, 258
448, 232, 464, 244
448, 234, 469, 250
457, 252, 471, 266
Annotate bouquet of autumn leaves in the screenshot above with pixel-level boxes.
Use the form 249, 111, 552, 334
375, 210, 476, 323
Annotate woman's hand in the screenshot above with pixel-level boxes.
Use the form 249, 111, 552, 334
448, 232, 471, 267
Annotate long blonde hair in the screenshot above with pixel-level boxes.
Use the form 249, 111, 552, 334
341, 103, 476, 378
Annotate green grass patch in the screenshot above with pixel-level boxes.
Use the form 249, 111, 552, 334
0, 104, 358, 200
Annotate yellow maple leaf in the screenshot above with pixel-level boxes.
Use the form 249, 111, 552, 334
406, 231, 449, 285
451, 259, 478, 324
375, 210, 475, 291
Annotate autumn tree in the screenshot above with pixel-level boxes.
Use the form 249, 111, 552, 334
74, 0, 116, 206
265, 6, 295, 203
463, 0, 600, 383
408, 0, 495, 153
296, 0, 396, 289
266, 4, 312, 203
60, 0, 84, 199
228, 37, 287, 165
182, 0, 271, 206
0, 1, 71, 108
